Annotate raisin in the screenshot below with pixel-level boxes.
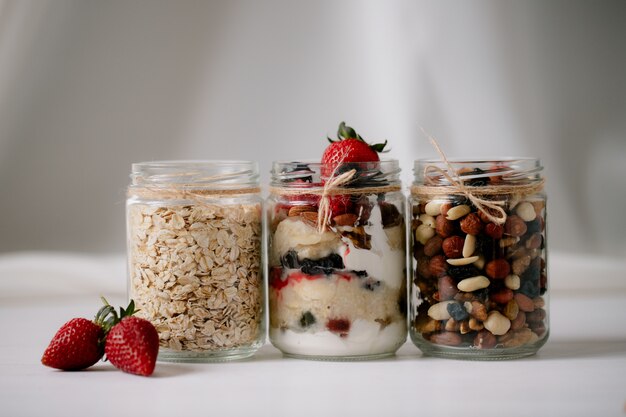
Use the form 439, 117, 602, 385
447, 302, 469, 321
379, 202, 402, 228
448, 265, 481, 280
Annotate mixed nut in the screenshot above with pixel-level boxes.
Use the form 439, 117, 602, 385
411, 190, 547, 353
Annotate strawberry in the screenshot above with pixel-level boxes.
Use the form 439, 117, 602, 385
41, 303, 115, 371
41, 318, 105, 371
104, 301, 159, 377
328, 194, 353, 217
321, 122, 387, 180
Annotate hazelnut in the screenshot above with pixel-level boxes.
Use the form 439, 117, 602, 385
504, 215, 528, 237
490, 288, 514, 304
485, 259, 511, 279
423, 235, 444, 257
484, 223, 504, 239
460, 213, 483, 235
442, 236, 465, 259
429, 255, 448, 277
435, 215, 456, 238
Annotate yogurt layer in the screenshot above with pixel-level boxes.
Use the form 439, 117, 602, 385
270, 319, 406, 357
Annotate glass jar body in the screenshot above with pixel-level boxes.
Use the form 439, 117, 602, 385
267, 161, 407, 360
126, 161, 264, 362
409, 159, 548, 360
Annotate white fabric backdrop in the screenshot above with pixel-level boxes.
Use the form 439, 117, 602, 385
0, 0, 624, 256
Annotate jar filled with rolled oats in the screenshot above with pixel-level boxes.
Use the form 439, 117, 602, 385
410, 157, 548, 360
126, 161, 264, 362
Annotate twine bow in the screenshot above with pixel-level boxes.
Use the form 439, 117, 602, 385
421, 129, 508, 225
316, 169, 357, 232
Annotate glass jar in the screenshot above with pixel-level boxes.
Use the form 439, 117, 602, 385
409, 158, 548, 360
126, 161, 264, 362
267, 160, 407, 360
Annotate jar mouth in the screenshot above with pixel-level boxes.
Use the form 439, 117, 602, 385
271, 159, 401, 187
130, 160, 259, 189
413, 158, 543, 185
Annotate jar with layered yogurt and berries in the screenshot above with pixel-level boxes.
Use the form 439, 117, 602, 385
267, 160, 407, 360
410, 158, 548, 360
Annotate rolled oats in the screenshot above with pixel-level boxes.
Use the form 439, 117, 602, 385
128, 202, 262, 353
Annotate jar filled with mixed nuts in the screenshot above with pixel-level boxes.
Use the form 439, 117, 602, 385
410, 158, 548, 359
267, 160, 407, 360
126, 161, 264, 362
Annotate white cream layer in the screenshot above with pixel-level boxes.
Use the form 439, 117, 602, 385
270, 319, 406, 357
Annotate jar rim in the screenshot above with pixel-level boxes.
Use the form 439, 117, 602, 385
413, 157, 543, 185
271, 159, 401, 187
130, 160, 259, 189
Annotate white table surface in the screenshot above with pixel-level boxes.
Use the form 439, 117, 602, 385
1, 252, 625, 417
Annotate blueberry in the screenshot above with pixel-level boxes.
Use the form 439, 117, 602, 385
280, 250, 300, 269
299, 311, 316, 328
299, 253, 345, 275
447, 302, 469, 321
352, 270, 368, 277
363, 279, 381, 291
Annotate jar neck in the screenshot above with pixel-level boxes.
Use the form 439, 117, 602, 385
413, 158, 543, 186
270, 160, 401, 189
130, 160, 259, 190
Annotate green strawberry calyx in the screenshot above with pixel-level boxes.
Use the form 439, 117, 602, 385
327, 121, 388, 153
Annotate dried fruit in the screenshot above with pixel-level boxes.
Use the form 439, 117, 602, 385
446, 302, 470, 321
